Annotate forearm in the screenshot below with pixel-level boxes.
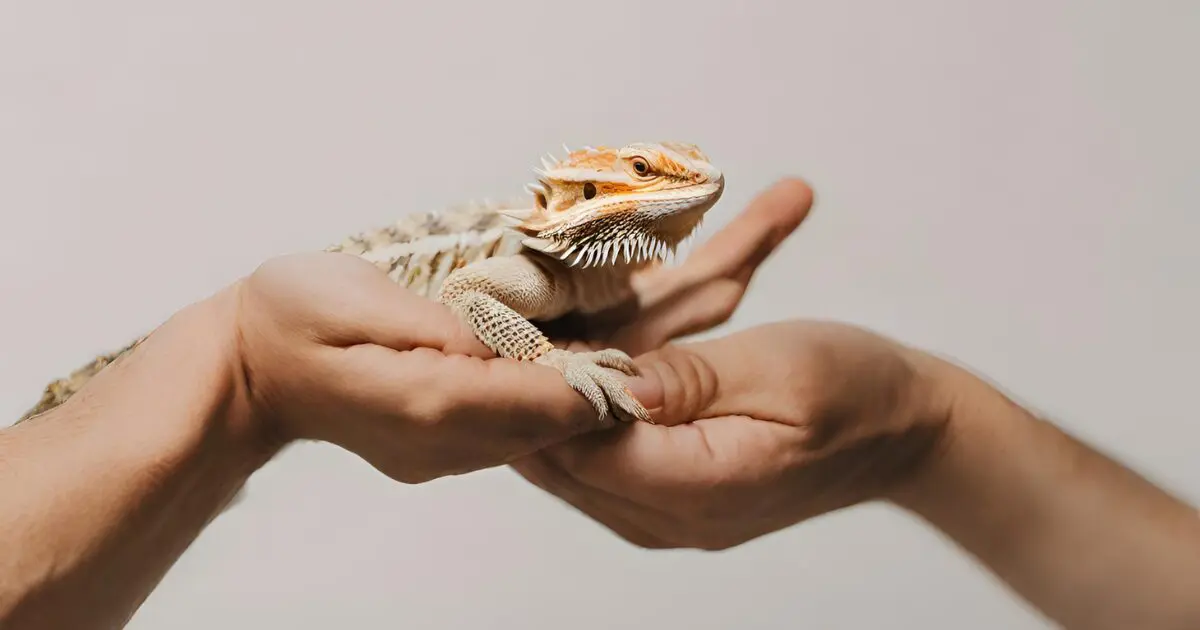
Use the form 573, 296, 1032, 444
0, 286, 279, 629
894, 358, 1200, 629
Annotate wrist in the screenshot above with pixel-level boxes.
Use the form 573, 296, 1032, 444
196, 282, 290, 465
882, 348, 999, 511
85, 282, 285, 472
879, 350, 1200, 629
0, 285, 280, 626
883, 347, 1054, 529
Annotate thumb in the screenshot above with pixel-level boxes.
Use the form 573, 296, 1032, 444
624, 335, 757, 426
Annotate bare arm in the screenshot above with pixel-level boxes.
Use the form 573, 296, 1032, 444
0, 287, 273, 629
0, 251, 618, 629
512, 319, 1200, 629
894, 358, 1200, 630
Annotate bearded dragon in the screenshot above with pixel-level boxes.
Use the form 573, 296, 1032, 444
16, 141, 724, 426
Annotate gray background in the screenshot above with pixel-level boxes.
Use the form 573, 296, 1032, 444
1, 1, 1196, 628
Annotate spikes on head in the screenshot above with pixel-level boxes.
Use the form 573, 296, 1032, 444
507, 141, 724, 269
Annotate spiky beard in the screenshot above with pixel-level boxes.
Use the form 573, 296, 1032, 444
523, 209, 705, 269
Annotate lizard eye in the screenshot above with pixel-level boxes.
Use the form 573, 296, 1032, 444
583, 182, 597, 200
630, 157, 651, 176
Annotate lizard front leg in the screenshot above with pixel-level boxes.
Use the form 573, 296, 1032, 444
437, 256, 650, 424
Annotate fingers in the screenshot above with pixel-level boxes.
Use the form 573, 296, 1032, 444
249, 252, 630, 475
624, 332, 767, 426
674, 176, 815, 283
249, 251, 493, 356
337, 343, 602, 441
442, 353, 605, 444
326, 258, 494, 356
511, 327, 810, 546
613, 178, 815, 353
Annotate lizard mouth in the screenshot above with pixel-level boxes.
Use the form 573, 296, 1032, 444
541, 221, 702, 268
527, 184, 720, 268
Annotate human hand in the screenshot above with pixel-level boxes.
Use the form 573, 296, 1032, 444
233, 178, 815, 485
539, 178, 815, 356
233, 252, 597, 483
511, 319, 952, 550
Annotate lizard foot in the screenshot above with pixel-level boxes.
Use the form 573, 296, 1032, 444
535, 348, 651, 425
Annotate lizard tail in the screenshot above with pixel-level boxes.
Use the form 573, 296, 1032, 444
15, 338, 144, 425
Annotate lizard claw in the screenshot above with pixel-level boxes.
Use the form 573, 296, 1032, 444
535, 348, 651, 425
579, 347, 641, 377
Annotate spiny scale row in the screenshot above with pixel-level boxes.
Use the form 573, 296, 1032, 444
538, 143, 600, 170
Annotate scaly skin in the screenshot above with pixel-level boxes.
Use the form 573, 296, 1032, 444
17, 141, 723, 426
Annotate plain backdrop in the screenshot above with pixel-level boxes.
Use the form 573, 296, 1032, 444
1, 1, 1196, 628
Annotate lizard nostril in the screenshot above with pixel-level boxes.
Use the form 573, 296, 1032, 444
583, 182, 597, 200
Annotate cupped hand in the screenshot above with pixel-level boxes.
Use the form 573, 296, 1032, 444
233, 252, 597, 484
542, 177, 815, 356
231, 177, 815, 486
511, 320, 953, 550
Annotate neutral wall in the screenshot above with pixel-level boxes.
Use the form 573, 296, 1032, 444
1, 2, 1196, 628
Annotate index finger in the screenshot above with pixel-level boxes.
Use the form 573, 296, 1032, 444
613, 178, 814, 353
430, 352, 605, 444
635, 177, 813, 297
676, 176, 815, 282
340, 345, 608, 453
246, 251, 495, 357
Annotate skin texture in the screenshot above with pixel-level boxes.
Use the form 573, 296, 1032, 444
436, 142, 725, 424
512, 321, 950, 550
18, 141, 724, 429
895, 365, 1200, 630
0, 179, 805, 629
513, 322, 1200, 629
4, 178, 1198, 629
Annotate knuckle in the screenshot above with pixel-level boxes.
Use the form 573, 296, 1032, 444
407, 368, 460, 421
676, 350, 716, 419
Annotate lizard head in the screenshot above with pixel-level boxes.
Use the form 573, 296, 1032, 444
505, 141, 724, 268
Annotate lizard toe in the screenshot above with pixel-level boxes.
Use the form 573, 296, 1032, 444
536, 349, 650, 425
583, 348, 641, 377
